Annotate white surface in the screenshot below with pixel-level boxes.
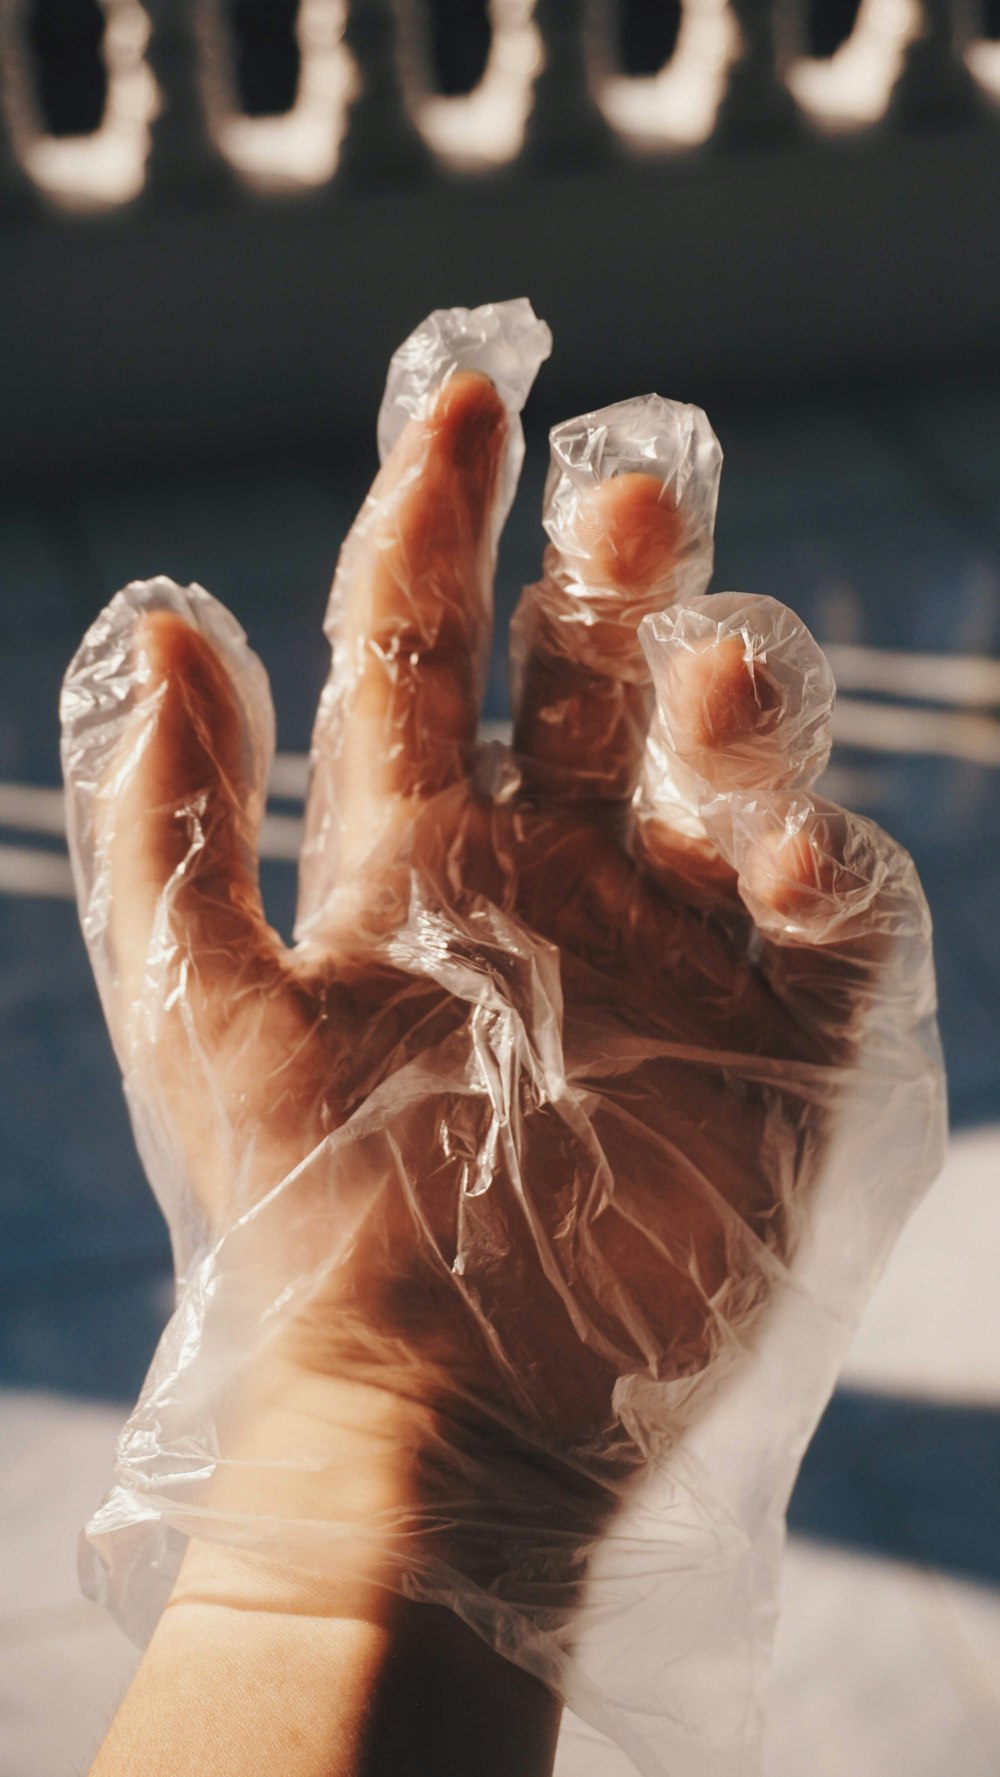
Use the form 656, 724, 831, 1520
0, 1393, 138, 1776
841, 1123, 1000, 1405
0, 1603, 137, 1777
765, 1543, 1000, 1777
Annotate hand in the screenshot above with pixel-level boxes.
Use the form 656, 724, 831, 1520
62, 316, 943, 1715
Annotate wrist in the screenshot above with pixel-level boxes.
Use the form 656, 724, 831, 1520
182, 1343, 613, 1635
142, 1542, 563, 1777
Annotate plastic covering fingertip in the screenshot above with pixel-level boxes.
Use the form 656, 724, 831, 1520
640, 592, 835, 805
60, 575, 274, 995
377, 297, 553, 536
543, 394, 722, 599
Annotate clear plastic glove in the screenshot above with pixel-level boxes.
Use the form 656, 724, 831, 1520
61, 300, 946, 1777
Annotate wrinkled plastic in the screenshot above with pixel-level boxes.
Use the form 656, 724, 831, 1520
378, 297, 552, 540
61, 298, 946, 1777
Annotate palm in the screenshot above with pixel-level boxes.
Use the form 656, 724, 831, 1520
287, 789, 799, 1454
63, 352, 933, 1561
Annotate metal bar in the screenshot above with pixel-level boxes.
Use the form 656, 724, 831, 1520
890, 0, 980, 126
336, 0, 433, 185
0, 0, 41, 219
520, 0, 615, 169
142, 0, 237, 202
833, 696, 1000, 764
825, 645, 1000, 707
714, 0, 802, 145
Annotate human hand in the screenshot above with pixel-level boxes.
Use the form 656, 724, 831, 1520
63, 303, 944, 1762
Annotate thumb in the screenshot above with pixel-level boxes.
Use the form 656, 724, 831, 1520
61, 578, 280, 1055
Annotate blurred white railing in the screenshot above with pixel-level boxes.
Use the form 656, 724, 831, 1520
1, 0, 997, 213
0, 0, 997, 471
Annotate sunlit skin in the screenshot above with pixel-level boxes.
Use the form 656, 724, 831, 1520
84, 372, 924, 1777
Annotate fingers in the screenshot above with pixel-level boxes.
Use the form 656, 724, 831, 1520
638, 593, 938, 1041
510, 395, 722, 806
298, 373, 508, 934
635, 591, 834, 898
730, 791, 940, 1062
640, 593, 835, 802
299, 300, 552, 942
511, 473, 676, 805
61, 579, 278, 1052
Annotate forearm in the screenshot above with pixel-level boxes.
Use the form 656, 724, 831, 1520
90, 1358, 565, 1777
91, 1541, 562, 1777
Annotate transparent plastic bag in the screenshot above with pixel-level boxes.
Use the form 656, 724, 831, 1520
61, 298, 946, 1777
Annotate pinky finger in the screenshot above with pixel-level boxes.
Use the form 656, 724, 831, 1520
637, 591, 938, 1046
731, 788, 941, 1053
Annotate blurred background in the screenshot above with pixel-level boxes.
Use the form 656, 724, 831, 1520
1, 3, 999, 1773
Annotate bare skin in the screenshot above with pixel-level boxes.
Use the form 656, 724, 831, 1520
82, 372, 924, 1777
